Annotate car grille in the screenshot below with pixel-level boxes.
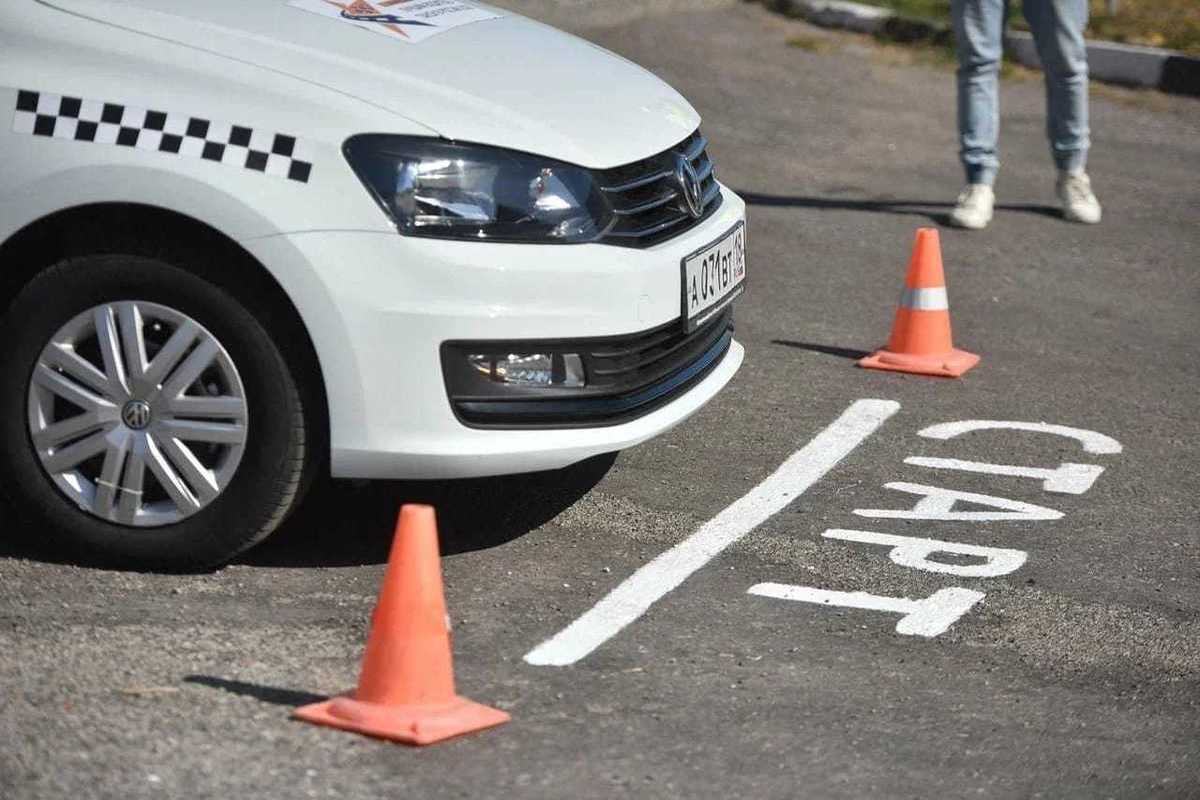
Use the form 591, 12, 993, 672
585, 307, 732, 390
597, 130, 722, 248
443, 308, 735, 428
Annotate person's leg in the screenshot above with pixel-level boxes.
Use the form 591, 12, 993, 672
1023, 0, 1101, 222
1022, 0, 1089, 173
952, 0, 1007, 186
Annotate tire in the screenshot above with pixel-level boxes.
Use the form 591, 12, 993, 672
0, 254, 311, 570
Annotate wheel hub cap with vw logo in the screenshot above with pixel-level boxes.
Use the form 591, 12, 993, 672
27, 301, 249, 527
122, 399, 153, 430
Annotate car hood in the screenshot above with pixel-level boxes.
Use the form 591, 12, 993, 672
36, 0, 702, 168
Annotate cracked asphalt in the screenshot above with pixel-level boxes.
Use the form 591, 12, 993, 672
2, 2, 1198, 798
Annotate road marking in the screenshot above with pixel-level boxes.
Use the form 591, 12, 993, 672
904, 457, 1105, 495
747, 583, 984, 637
918, 420, 1123, 454
523, 398, 901, 667
822, 528, 1027, 577
854, 481, 1064, 521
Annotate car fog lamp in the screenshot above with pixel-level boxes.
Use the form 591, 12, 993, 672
468, 352, 586, 387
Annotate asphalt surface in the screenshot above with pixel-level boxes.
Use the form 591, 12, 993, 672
2, 2, 1199, 798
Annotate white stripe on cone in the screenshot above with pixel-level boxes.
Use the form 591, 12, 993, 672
899, 286, 949, 311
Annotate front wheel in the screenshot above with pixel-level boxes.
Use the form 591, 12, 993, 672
0, 254, 312, 570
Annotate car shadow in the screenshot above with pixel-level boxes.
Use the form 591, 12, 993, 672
237, 451, 618, 568
0, 451, 617, 570
734, 190, 1059, 225
0, 501, 52, 562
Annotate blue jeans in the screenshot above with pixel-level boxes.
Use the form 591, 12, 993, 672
952, 0, 1090, 185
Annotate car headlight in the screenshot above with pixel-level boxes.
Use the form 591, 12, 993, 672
343, 135, 616, 243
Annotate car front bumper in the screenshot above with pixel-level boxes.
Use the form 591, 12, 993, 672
241, 186, 746, 480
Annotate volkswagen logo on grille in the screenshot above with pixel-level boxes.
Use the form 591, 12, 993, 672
122, 400, 152, 431
673, 153, 704, 219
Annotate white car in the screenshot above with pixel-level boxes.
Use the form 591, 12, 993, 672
0, 0, 746, 569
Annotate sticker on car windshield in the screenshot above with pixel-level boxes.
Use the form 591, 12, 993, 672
287, 0, 502, 43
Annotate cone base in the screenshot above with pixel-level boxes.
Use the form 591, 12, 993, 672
293, 694, 510, 746
857, 347, 980, 378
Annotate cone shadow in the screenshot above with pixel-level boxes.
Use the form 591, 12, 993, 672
771, 340, 872, 360
183, 675, 326, 707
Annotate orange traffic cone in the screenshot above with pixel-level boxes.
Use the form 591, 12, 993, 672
858, 227, 979, 378
293, 504, 510, 745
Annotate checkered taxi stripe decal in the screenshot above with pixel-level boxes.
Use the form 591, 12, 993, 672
11, 89, 313, 183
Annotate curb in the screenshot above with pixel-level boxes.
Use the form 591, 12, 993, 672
759, 0, 1200, 97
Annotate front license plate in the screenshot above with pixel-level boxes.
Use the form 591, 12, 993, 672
681, 220, 746, 332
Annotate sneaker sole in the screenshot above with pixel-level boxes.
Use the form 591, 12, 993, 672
948, 214, 991, 230
1062, 210, 1102, 224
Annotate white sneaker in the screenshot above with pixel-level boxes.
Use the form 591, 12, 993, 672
948, 183, 995, 230
1057, 171, 1102, 224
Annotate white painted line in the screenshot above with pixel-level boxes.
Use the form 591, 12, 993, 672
523, 399, 901, 667
854, 481, 1064, 521
918, 420, 1123, 454
823, 528, 1027, 577
904, 456, 1105, 495
747, 583, 984, 637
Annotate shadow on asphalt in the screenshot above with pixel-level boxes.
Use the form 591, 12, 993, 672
0, 500, 47, 562
771, 340, 872, 360
0, 451, 617, 570
735, 189, 1059, 224
183, 675, 326, 707
238, 451, 618, 568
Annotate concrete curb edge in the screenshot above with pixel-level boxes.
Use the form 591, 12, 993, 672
757, 0, 1200, 97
